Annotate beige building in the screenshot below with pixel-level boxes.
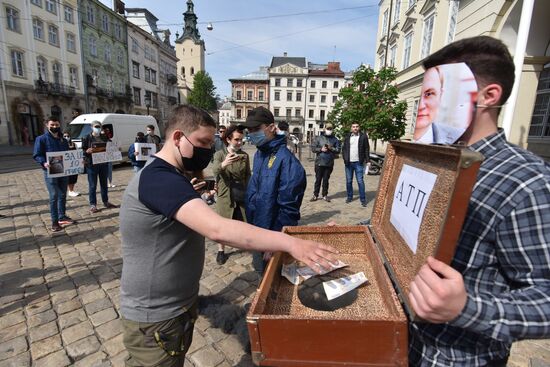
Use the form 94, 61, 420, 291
375, 0, 550, 159
0, 0, 84, 145
175, 0, 205, 104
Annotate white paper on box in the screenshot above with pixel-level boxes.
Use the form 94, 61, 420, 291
281, 260, 348, 285
390, 164, 437, 253
323, 272, 368, 301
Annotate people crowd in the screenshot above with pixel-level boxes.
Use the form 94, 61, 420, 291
29, 35, 550, 366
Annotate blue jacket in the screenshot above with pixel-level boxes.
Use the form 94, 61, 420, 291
128, 144, 146, 168
246, 135, 306, 231
33, 132, 69, 170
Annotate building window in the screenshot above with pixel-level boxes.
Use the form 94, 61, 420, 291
132, 62, 140, 78
190, 67, 194, 75
258, 90, 265, 101
89, 36, 97, 56
91, 69, 98, 85
86, 5, 95, 24
309, 94, 315, 103
274, 108, 280, 117
310, 80, 316, 88
133, 88, 141, 105
181, 66, 185, 76
275, 78, 281, 87
236, 109, 242, 119
69, 66, 78, 88
320, 110, 326, 121
287, 92, 292, 101
145, 67, 151, 83
308, 109, 314, 118
236, 90, 242, 100
48, 25, 59, 46
11, 50, 24, 77
447, 0, 459, 43
379, 52, 386, 69
286, 108, 292, 117
37, 57, 48, 81
45, 0, 56, 14
104, 45, 111, 62
393, 0, 401, 25
31, 0, 42, 7
33, 18, 44, 40
382, 9, 389, 36
296, 92, 302, 102
333, 81, 339, 89
131, 38, 139, 54
322, 80, 327, 88
117, 49, 123, 65
296, 108, 301, 117
297, 79, 303, 87
403, 32, 413, 69
67, 33, 76, 52
151, 70, 157, 85
287, 78, 293, 87
52, 62, 62, 85
528, 67, 550, 137
64, 5, 73, 23
421, 13, 435, 59
247, 90, 253, 100
332, 95, 337, 103
114, 23, 122, 39
389, 44, 397, 68
321, 95, 327, 104
6, 6, 20, 32
102, 13, 109, 33
274, 91, 280, 101
410, 99, 419, 133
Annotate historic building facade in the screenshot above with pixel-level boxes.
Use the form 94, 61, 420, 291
229, 67, 269, 124
375, 0, 550, 159
174, 0, 205, 104
0, 0, 84, 145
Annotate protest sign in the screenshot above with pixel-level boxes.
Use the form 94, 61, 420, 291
133, 143, 156, 161
92, 142, 122, 164
46, 150, 85, 178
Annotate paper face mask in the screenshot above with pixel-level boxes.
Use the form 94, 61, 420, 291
414, 63, 478, 145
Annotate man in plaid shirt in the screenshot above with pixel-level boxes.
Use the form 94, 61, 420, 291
408, 36, 550, 365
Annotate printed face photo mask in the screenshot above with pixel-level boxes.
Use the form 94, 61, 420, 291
414, 62, 478, 145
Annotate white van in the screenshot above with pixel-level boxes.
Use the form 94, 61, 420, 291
67, 114, 160, 161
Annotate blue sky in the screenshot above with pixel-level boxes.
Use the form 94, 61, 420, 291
101, 0, 381, 98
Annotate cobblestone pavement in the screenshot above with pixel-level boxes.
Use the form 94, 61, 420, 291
0, 145, 548, 366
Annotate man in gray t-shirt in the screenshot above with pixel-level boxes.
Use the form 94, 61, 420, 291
119, 105, 337, 367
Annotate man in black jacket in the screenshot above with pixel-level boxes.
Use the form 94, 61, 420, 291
310, 123, 341, 202
342, 123, 370, 207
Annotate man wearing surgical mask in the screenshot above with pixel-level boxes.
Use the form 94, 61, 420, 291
82, 120, 118, 213
242, 106, 307, 275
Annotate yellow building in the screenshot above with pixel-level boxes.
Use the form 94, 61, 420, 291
375, 0, 550, 160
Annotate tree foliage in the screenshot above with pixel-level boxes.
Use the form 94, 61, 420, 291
187, 71, 218, 111
328, 65, 407, 143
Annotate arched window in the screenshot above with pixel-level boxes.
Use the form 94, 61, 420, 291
181, 66, 185, 76
190, 67, 195, 76
37, 56, 48, 81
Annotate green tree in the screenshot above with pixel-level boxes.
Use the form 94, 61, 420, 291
328, 65, 407, 145
187, 71, 217, 111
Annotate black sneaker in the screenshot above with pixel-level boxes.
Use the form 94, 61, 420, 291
51, 222, 63, 232
361, 202, 367, 207
58, 216, 75, 225
346, 198, 352, 203
216, 251, 227, 265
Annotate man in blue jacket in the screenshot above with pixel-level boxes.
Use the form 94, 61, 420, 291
243, 107, 307, 274
33, 116, 75, 232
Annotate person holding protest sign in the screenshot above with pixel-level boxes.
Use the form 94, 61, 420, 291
82, 120, 118, 213
33, 116, 76, 232
63, 130, 80, 197
128, 132, 147, 173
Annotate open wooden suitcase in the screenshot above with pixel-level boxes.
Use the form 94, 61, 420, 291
246, 141, 484, 366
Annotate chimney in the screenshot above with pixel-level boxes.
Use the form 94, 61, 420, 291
283, 52, 288, 57
327, 62, 341, 72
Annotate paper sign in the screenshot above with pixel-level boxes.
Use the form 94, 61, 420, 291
390, 164, 437, 253
134, 143, 156, 161
92, 142, 122, 164
46, 150, 84, 178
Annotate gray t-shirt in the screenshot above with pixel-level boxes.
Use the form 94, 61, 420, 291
119, 157, 204, 322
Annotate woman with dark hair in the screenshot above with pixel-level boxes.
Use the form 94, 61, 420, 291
211, 124, 251, 264
63, 130, 80, 197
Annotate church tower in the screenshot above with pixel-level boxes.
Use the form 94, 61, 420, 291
175, 0, 205, 103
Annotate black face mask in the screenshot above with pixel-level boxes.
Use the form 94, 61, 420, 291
50, 127, 60, 134
179, 133, 213, 171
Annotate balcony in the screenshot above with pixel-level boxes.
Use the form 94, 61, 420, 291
96, 87, 114, 98
34, 80, 76, 97
167, 73, 178, 85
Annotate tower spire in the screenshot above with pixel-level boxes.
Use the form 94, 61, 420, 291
176, 0, 203, 44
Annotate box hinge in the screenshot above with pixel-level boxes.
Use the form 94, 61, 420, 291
252, 351, 265, 365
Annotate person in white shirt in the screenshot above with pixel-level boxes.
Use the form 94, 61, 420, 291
341, 123, 370, 207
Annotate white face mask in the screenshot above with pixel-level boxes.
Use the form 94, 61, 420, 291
325, 130, 333, 136
228, 143, 239, 152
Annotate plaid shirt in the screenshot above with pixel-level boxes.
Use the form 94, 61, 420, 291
410, 130, 550, 366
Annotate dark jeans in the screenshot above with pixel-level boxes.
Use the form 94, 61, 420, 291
313, 165, 333, 197
87, 163, 109, 206
345, 162, 366, 204
43, 171, 68, 223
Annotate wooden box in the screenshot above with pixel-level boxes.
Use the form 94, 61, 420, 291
246, 141, 484, 366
